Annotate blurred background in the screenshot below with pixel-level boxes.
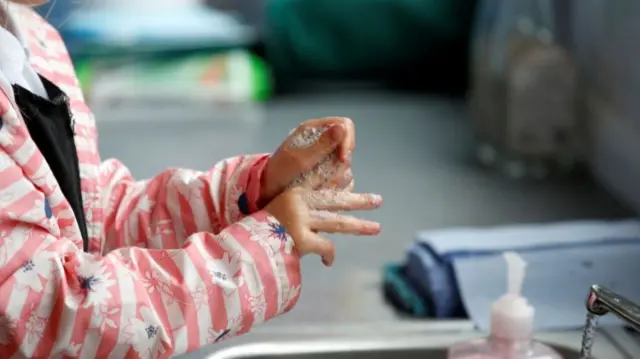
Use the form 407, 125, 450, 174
35, 0, 640, 357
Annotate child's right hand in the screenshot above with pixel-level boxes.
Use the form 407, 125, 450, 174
265, 187, 382, 266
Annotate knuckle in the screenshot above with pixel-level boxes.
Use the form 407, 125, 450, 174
299, 119, 314, 128
304, 191, 322, 206
334, 218, 347, 231
293, 153, 308, 167
326, 116, 348, 123
300, 190, 313, 202
281, 188, 304, 206
305, 174, 324, 189
289, 186, 305, 196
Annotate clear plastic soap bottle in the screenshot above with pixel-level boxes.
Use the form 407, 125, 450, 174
447, 252, 563, 359
469, 0, 579, 179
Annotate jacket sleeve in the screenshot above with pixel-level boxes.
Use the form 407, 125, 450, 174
0, 152, 300, 358
100, 153, 271, 252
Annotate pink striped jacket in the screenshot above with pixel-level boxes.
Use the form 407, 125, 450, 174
0, 5, 300, 359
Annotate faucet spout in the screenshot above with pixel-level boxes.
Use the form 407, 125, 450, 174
586, 285, 640, 332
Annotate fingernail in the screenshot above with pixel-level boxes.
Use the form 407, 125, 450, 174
331, 124, 345, 142
361, 222, 381, 235
369, 194, 383, 205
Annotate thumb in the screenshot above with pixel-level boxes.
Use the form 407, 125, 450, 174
299, 124, 345, 165
270, 124, 345, 196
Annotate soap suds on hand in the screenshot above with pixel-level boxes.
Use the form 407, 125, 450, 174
289, 126, 326, 149
287, 125, 345, 189
302, 189, 381, 210
305, 190, 381, 234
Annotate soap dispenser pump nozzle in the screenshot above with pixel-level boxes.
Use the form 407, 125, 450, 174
490, 252, 535, 341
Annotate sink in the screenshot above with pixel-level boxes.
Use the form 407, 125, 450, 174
209, 338, 581, 359
205, 322, 635, 359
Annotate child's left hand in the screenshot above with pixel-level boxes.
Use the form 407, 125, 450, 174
260, 117, 355, 206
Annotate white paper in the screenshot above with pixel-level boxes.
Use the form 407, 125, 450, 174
453, 242, 640, 331
415, 219, 640, 255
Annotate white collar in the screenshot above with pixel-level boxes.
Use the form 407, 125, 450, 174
13, 18, 30, 56
0, 2, 48, 101
0, 1, 29, 52
0, 28, 26, 76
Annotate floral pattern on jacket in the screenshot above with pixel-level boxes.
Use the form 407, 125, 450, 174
0, 5, 301, 359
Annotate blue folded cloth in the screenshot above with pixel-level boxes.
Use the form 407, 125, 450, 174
405, 241, 461, 318
404, 219, 640, 330
382, 264, 431, 318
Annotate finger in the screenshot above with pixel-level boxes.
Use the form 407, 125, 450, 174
287, 122, 344, 151
272, 125, 337, 192
339, 118, 355, 161
296, 231, 336, 266
300, 155, 345, 190
302, 116, 349, 129
283, 125, 344, 188
286, 153, 337, 190
303, 117, 354, 162
309, 211, 381, 236
320, 161, 350, 190
303, 124, 345, 162
336, 168, 353, 189
303, 190, 383, 211
345, 179, 355, 192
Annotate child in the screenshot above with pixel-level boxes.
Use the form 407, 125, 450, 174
0, 1, 383, 358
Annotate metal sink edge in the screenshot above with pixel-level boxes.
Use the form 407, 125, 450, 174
207, 321, 639, 359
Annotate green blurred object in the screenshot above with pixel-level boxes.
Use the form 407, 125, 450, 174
72, 50, 272, 104
249, 52, 273, 101
74, 59, 93, 96
263, 0, 476, 82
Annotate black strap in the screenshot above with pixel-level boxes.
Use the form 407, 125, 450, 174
13, 76, 90, 251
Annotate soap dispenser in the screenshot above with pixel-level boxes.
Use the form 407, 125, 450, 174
447, 252, 563, 359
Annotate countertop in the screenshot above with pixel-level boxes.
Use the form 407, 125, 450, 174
95, 89, 633, 358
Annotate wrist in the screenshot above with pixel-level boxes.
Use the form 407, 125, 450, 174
242, 155, 271, 214
258, 157, 276, 208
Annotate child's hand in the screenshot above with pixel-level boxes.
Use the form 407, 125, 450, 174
265, 187, 381, 266
260, 117, 355, 206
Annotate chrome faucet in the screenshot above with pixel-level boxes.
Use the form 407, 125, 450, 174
586, 284, 640, 332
